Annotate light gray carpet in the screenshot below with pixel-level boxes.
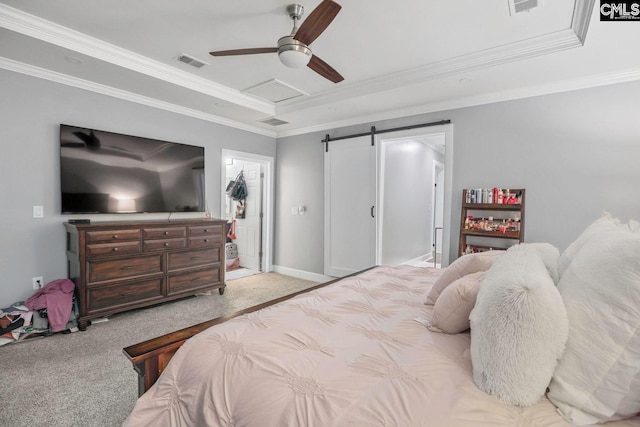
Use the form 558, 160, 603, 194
0, 273, 318, 427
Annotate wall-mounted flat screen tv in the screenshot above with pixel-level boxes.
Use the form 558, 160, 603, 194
60, 124, 205, 214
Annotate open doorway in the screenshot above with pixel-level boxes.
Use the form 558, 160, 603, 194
221, 150, 274, 277
376, 125, 453, 268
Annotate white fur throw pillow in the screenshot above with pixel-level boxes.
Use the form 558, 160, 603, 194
427, 271, 485, 334
469, 244, 568, 407
525, 242, 560, 284
425, 250, 502, 305
547, 220, 640, 425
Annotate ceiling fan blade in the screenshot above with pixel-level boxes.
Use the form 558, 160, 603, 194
61, 142, 85, 148
294, 0, 341, 46
308, 55, 344, 83
72, 130, 101, 150
209, 47, 278, 57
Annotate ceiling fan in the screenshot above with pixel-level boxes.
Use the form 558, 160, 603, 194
61, 130, 101, 151
209, 0, 344, 83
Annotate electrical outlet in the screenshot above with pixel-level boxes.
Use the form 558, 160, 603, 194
32, 276, 43, 289
33, 205, 44, 218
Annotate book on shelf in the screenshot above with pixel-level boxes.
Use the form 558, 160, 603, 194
465, 188, 522, 204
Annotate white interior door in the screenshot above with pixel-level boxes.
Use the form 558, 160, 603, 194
325, 136, 376, 277
227, 160, 262, 271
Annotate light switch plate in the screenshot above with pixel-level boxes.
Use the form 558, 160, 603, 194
33, 205, 44, 218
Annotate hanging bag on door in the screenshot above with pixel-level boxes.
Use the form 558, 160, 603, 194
227, 219, 237, 240
227, 171, 248, 201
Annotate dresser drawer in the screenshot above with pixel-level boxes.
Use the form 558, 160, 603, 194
88, 255, 163, 283
86, 229, 140, 244
189, 235, 223, 248
86, 241, 141, 258
143, 238, 186, 252
167, 267, 221, 295
87, 278, 163, 313
188, 224, 222, 236
168, 248, 220, 271
143, 227, 186, 240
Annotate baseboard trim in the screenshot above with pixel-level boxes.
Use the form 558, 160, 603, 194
272, 265, 334, 283
402, 253, 433, 265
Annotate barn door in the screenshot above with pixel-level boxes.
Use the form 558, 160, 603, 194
324, 135, 376, 277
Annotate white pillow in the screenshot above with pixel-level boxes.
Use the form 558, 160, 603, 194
525, 242, 560, 284
547, 222, 640, 425
425, 251, 502, 305
558, 212, 626, 278
427, 271, 485, 334
469, 244, 568, 407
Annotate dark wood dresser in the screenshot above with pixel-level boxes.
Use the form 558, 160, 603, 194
65, 218, 226, 330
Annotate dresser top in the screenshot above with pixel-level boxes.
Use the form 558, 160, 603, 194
64, 218, 226, 230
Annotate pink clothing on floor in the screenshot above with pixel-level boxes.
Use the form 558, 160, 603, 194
24, 279, 75, 332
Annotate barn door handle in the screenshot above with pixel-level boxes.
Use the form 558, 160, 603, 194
371, 206, 375, 218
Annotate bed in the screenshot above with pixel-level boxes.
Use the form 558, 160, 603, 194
122, 255, 640, 426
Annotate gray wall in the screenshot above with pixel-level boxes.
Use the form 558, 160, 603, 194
274, 134, 325, 274
0, 69, 275, 305
275, 80, 640, 273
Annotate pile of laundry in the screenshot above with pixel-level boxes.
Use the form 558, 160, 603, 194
0, 278, 79, 346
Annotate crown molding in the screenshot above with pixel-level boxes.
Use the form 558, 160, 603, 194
275, 68, 640, 138
0, 3, 275, 117
0, 57, 277, 138
572, 0, 596, 44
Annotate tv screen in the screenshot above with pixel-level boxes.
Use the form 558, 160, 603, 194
60, 124, 205, 214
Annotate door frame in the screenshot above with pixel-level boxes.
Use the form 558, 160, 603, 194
432, 159, 445, 262
221, 149, 274, 273
375, 124, 454, 267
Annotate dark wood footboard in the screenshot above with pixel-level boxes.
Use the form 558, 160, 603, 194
123, 270, 372, 396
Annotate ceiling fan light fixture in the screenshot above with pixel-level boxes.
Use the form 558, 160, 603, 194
277, 36, 312, 68
279, 49, 311, 68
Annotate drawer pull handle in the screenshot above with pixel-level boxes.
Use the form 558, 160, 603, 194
164, 231, 169, 235
204, 229, 209, 232
120, 291, 135, 296
191, 278, 201, 282
121, 266, 134, 270
164, 243, 169, 247
112, 247, 119, 252
190, 256, 201, 260
204, 239, 209, 242
112, 235, 118, 239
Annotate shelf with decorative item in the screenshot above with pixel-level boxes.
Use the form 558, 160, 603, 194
461, 229, 521, 239
458, 188, 525, 257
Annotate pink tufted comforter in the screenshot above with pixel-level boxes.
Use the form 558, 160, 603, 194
123, 265, 639, 427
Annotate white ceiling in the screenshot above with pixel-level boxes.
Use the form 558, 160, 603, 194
1, 0, 639, 137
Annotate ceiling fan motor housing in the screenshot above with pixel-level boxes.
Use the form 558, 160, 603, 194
277, 36, 312, 68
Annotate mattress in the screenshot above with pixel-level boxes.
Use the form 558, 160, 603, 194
123, 265, 638, 426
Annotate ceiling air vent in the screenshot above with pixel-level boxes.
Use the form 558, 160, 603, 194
176, 53, 207, 68
508, 0, 540, 15
261, 118, 289, 126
